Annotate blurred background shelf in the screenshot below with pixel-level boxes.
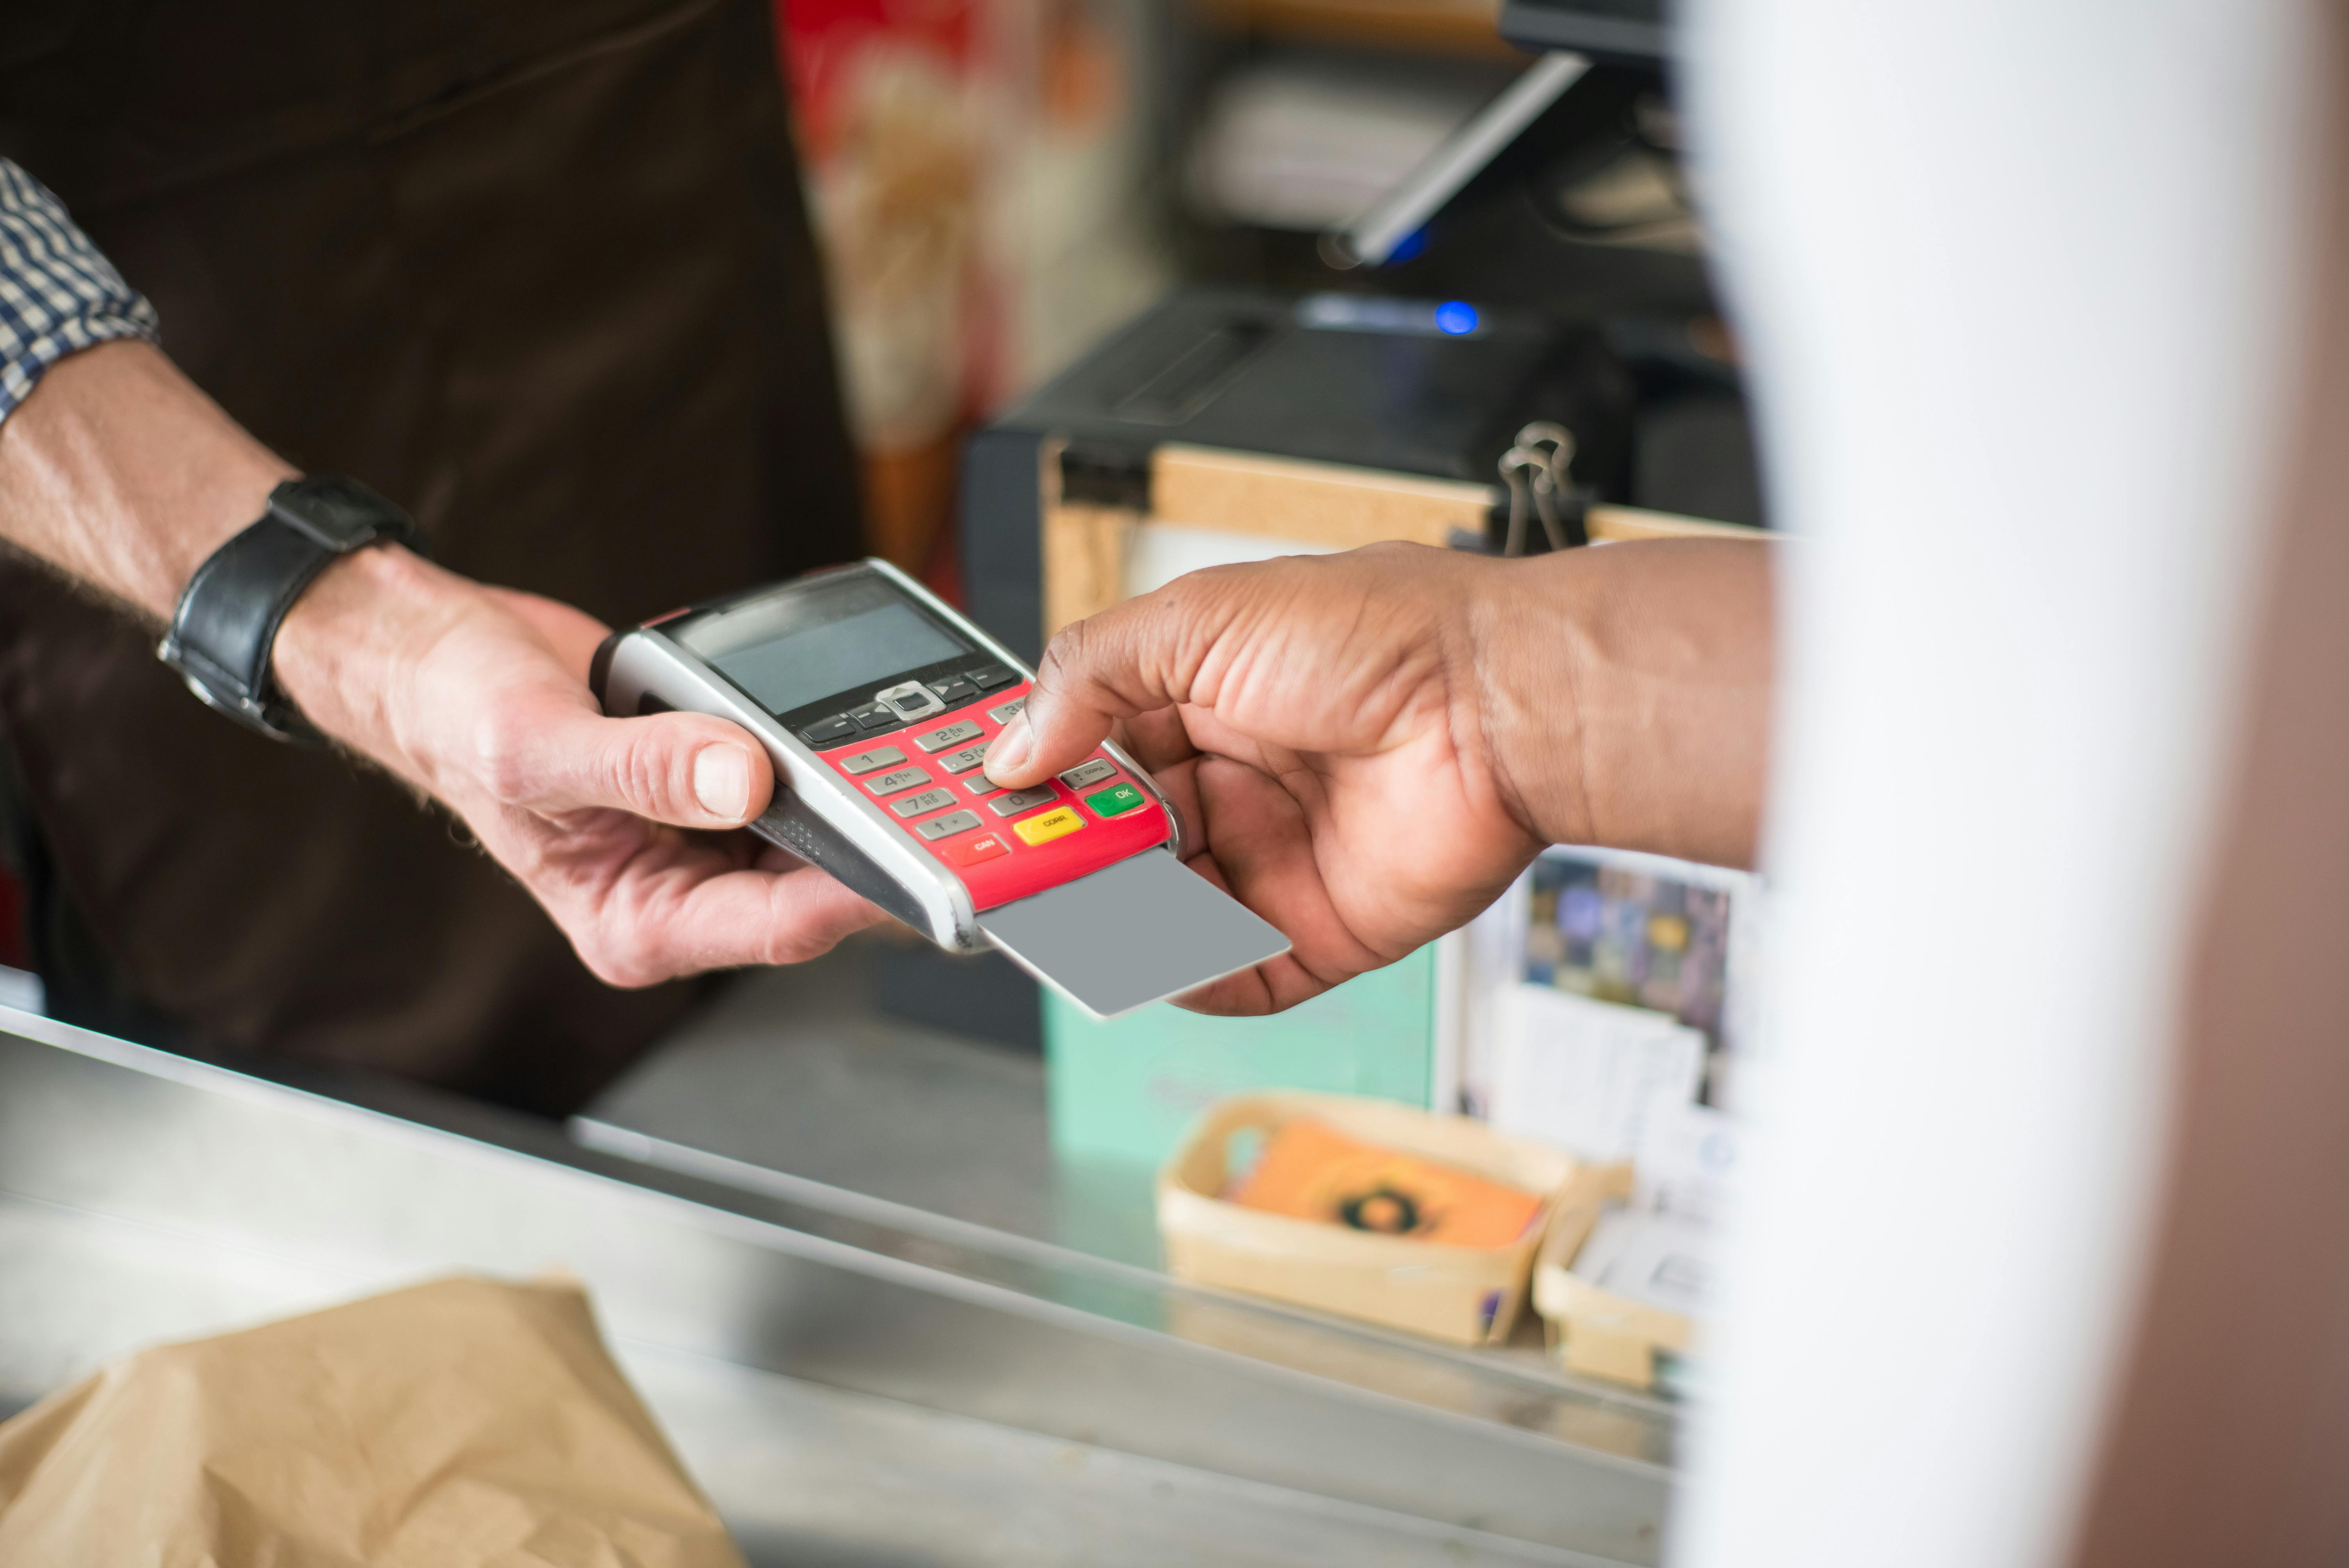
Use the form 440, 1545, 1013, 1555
775, 0, 1727, 579
1191, 0, 1524, 60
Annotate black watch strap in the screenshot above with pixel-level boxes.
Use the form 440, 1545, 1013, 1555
157, 476, 428, 744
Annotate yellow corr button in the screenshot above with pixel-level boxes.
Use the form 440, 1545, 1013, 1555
1012, 806, 1085, 846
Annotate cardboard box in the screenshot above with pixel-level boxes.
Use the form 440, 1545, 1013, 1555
1530, 1170, 1697, 1390
1157, 1090, 1584, 1346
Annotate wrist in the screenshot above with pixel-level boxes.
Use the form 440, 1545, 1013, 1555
110, 346, 301, 617
1467, 550, 1600, 848
1473, 539, 1776, 868
158, 448, 300, 619
271, 544, 473, 772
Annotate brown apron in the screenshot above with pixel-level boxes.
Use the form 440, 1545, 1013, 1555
0, 0, 863, 1113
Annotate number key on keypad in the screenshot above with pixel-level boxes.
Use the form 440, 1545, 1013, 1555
839, 745, 906, 776
937, 743, 990, 775
891, 788, 957, 818
864, 766, 930, 797
914, 719, 984, 754
990, 787, 1056, 816
987, 695, 1027, 725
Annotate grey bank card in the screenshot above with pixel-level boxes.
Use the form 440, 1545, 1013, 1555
979, 849, 1290, 1019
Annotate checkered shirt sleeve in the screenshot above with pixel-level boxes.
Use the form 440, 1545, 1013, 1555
0, 159, 160, 425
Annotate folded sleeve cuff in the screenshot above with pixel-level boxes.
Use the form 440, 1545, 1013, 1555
0, 159, 162, 425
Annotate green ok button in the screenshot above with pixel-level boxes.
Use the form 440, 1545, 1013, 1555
1085, 782, 1146, 818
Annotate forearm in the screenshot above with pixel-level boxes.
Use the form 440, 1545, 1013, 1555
0, 179, 873, 984
0, 339, 294, 620
1481, 538, 1776, 869
0, 339, 486, 777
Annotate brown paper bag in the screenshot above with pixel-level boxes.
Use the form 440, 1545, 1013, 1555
0, 1275, 746, 1568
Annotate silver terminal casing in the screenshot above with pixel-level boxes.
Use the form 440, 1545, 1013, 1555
596, 560, 1180, 955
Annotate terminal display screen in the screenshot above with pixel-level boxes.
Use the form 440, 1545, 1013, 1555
676, 575, 969, 716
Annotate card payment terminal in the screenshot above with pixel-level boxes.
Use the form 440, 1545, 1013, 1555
590, 560, 1290, 1017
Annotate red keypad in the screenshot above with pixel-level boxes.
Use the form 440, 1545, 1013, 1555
809, 677, 1171, 911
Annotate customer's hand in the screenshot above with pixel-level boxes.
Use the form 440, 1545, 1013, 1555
982, 540, 1773, 1014
984, 544, 1542, 1013
274, 545, 885, 987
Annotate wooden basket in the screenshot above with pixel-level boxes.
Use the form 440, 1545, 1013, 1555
1529, 1168, 1692, 1389
1156, 1091, 1585, 1346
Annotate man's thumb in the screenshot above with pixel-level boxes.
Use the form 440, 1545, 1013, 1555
496, 700, 773, 828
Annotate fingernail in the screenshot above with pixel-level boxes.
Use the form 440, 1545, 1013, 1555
984, 716, 1032, 781
693, 745, 753, 820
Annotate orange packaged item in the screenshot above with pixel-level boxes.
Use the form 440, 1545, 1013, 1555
1230, 1117, 1545, 1249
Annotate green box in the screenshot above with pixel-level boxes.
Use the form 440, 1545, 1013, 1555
1044, 945, 1439, 1172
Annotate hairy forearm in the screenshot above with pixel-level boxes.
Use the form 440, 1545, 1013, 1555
0, 340, 485, 772
1479, 538, 1776, 869
0, 330, 874, 984
0, 340, 296, 619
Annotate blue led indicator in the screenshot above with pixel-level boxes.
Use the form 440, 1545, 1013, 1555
1433, 301, 1479, 335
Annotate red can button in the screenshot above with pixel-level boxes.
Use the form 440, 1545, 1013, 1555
943, 832, 1012, 868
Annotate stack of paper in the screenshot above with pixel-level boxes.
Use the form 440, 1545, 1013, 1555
1486, 984, 1706, 1164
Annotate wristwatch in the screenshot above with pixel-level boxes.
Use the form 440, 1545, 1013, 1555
157, 475, 428, 744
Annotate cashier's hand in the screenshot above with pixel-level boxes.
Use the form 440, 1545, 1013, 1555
273, 547, 886, 986
984, 545, 1550, 1014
